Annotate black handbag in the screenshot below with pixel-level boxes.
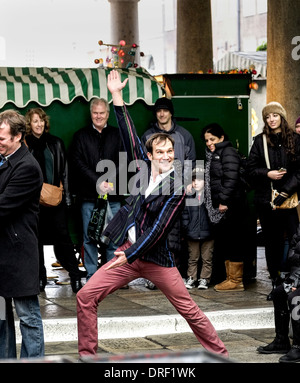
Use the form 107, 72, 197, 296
87, 195, 108, 242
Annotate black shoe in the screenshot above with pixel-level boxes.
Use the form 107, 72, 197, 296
71, 279, 82, 293
266, 290, 273, 301
257, 338, 291, 354
39, 279, 46, 292
279, 345, 300, 363
79, 269, 87, 278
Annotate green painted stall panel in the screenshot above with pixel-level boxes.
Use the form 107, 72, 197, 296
163, 73, 256, 280
172, 96, 250, 159
164, 73, 252, 159
165, 73, 252, 96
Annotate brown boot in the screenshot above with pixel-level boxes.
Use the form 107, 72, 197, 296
214, 262, 244, 292
213, 260, 230, 288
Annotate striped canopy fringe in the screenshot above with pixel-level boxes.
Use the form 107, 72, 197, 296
0, 67, 164, 108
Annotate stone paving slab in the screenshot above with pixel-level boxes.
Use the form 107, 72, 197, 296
12, 246, 291, 364
40, 328, 282, 363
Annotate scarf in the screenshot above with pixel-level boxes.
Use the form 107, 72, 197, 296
25, 133, 47, 180
204, 150, 225, 224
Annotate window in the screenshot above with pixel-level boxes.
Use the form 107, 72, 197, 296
257, 0, 267, 14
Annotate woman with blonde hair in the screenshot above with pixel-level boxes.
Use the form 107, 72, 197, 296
25, 108, 83, 293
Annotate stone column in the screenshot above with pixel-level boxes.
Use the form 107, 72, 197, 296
176, 0, 213, 73
108, 0, 140, 67
267, 0, 300, 127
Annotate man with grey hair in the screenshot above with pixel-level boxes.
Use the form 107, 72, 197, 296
70, 98, 125, 280
0, 109, 44, 359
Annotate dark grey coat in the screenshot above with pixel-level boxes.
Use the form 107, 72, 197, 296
0, 143, 43, 298
181, 192, 212, 241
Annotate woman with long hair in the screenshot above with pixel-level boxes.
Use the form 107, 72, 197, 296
247, 102, 300, 300
201, 123, 247, 292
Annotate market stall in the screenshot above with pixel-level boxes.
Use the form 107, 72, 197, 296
0, 66, 164, 147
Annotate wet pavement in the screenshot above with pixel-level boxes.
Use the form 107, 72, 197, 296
11, 246, 297, 364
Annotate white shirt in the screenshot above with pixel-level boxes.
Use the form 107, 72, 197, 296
127, 167, 174, 244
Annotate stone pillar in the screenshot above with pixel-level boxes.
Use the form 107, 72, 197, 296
108, 0, 140, 67
176, 0, 213, 73
267, 0, 300, 127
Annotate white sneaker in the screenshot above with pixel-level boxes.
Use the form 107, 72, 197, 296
184, 276, 195, 289
198, 278, 208, 289
145, 279, 157, 290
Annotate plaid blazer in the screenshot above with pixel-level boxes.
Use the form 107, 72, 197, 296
102, 105, 185, 267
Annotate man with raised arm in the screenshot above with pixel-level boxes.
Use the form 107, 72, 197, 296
76, 70, 228, 358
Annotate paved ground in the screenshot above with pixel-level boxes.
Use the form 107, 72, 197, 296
10, 246, 297, 364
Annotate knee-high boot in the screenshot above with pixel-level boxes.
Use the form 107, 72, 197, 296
279, 316, 300, 363
257, 310, 291, 354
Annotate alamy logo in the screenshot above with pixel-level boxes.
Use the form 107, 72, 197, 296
95, 156, 205, 206
291, 36, 300, 60
0, 296, 5, 320
291, 295, 300, 321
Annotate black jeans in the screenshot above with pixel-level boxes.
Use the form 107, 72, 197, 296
39, 202, 81, 281
257, 204, 298, 280
211, 201, 248, 283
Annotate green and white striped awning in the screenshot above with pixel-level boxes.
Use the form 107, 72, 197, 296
0, 67, 164, 109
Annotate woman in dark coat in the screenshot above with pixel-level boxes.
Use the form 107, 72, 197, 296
25, 108, 83, 293
247, 102, 300, 300
201, 123, 247, 292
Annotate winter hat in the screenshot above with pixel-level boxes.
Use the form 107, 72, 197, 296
262, 102, 287, 122
154, 97, 174, 115
295, 116, 300, 126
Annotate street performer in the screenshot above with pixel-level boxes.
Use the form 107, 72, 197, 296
76, 70, 228, 358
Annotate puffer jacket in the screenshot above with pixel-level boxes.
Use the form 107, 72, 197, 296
247, 132, 300, 206
207, 140, 244, 209
181, 192, 212, 240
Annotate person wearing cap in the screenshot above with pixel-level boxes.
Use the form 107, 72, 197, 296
247, 101, 300, 300
295, 116, 300, 134
141, 97, 197, 287
141, 97, 196, 176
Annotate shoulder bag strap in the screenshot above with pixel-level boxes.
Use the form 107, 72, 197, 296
262, 134, 274, 192
262, 134, 270, 169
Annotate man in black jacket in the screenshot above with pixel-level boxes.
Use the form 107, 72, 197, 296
0, 110, 44, 359
70, 98, 124, 280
